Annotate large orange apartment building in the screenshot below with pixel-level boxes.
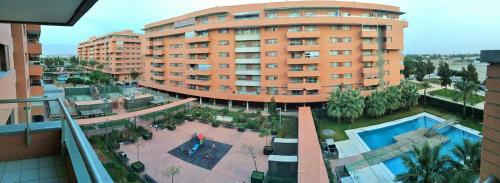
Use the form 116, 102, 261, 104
139, 1, 407, 110
0, 23, 44, 124
78, 30, 143, 83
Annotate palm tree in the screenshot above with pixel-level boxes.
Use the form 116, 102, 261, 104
88, 59, 97, 69
452, 139, 481, 174
341, 90, 365, 123
453, 80, 479, 119
401, 81, 419, 110
395, 143, 452, 183
421, 81, 431, 105
385, 86, 402, 113
365, 91, 386, 117
327, 89, 343, 122
446, 169, 478, 183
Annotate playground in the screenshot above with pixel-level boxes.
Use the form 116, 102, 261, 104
119, 121, 268, 183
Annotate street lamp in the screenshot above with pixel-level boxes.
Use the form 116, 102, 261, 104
276, 107, 282, 127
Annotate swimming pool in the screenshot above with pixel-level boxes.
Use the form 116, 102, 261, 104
357, 114, 481, 176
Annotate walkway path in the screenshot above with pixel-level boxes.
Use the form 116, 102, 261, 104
414, 81, 485, 110
76, 98, 197, 125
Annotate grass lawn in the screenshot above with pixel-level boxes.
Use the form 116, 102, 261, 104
316, 105, 482, 141
424, 78, 442, 85
429, 88, 484, 105
409, 81, 425, 90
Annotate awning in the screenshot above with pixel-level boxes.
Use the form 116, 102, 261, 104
0, 0, 98, 26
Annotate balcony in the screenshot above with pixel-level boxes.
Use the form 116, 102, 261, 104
151, 75, 165, 80
0, 98, 113, 182
235, 47, 260, 53
362, 55, 378, 62
152, 49, 164, 56
363, 78, 380, 86
28, 41, 42, 55
152, 41, 163, 46
151, 66, 164, 72
384, 42, 403, 50
30, 85, 44, 96
286, 57, 321, 64
235, 80, 261, 86
286, 31, 320, 38
287, 82, 321, 90
235, 34, 260, 41
187, 69, 211, 75
361, 31, 378, 38
235, 58, 260, 64
286, 44, 320, 52
188, 47, 210, 53
361, 43, 378, 50
362, 67, 379, 75
186, 79, 211, 86
287, 70, 320, 77
185, 36, 210, 43
29, 64, 43, 76
235, 70, 260, 75
26, 24, 41, 36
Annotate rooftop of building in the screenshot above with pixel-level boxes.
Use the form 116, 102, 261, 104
78, 29, 142, 46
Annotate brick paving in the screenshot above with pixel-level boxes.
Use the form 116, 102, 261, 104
120, 121, 269, 183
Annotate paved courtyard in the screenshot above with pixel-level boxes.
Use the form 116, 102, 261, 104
120, 121, 269, 183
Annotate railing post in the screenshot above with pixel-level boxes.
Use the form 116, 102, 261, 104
60, 107, 66, 157
24, 103, 31, 147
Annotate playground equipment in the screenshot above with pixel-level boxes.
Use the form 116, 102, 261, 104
190, 131, 206, 155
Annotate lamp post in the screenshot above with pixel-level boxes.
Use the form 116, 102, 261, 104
276, 107, 282, 127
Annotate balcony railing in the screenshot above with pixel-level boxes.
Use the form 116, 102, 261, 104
0, 97, 113, 183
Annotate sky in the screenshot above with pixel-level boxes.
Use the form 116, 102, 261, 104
40, 0, 500, 55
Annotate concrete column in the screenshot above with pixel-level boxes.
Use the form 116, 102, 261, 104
246, 101, 249, 111
176, 93, 179, 99
322, 102, 326, 109
264, 103, 268, 112
199, 97, 202, 105
228, 100, 232, 108
213, 99, 216, 106
284, 103, 287, 112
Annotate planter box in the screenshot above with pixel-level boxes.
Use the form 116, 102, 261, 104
167, 124, 176, 131
131, 161, 145, 173
223, 123, 235, 129
142, 132, 153, 140
251, 171, 265, 183
237, 127, 246, 132
211, 123, 220, 128
263, 145, 273, 155
271, 130, 278, 135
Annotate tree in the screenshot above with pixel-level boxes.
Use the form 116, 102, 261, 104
437, 61, 452, 87
259, 128, 271, 146
88, 59, 97, 69
415, 60, 427, 82
401, 81, 419, 110
163, 166, 180, 183
96, 63, 104, 70
268, 96, 278, 119
365, 91, 386, 117
80, 60, 88, 69
327, 89, 365, 123
130, 69, 140, 80
402, 56, 416, 79
453, 80, 479, 119
421, 81, 431, 105
385, 86, 402, 113
395, 143, 452, 183
452, 139, 481, 174
461, 63, 479, 83
243, 144, 258, 171
135, 140, 145, 163
425, 60, 435, 79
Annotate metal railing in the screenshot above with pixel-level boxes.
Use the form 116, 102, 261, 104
0, 97, 113, 183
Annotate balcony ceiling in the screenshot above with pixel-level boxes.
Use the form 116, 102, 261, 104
0, 0, 97, 26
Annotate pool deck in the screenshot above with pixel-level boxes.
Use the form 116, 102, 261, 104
333, 112, 482, 183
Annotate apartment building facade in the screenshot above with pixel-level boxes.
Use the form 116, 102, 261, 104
78, 30, 143, 83
0, 23, 44, 124
140, 1, 407, 108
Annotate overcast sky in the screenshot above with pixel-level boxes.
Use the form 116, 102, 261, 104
40, 0, 500, 55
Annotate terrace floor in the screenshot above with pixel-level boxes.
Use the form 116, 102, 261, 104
0, 156, 68, 183
120, 121, 268, 183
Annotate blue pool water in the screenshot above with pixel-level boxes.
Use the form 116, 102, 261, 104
358, 116, 481, 175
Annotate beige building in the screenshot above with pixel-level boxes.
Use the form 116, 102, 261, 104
78, 30, 143, 83
140, 1, 407, 110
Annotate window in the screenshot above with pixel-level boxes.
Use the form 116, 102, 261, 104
289, 11, 300, 17
304, 26, 317, 32
384, 60, 389, 65
219, 64, 229, 69
306, 65, 317, 71
200, 17, 209, 24
265, 51, 278, 57
386, 25, 392, 30
219, 85, 230, 91
219, 52, 229, 58
343, 62, 352, 67
344, 73, 352, 78
267, 87, 278, 95
234, 28, 260, 35
330, 62, 339, 68
288, 26, 301, 32
0, 44, 9, 73
266, 63, 278, 68
219, 75, 230, 80
219, 40, 229, 45
265, 39, 278, 44
170, 54, 182, 58
170, 63, 183, 67
385, 37, 393, 42
218, 15, 226, 22
304, 11, 316, 17
385, 71, 390, 75
331, 25, 341, 30
306, 77, 317, 83
343, 50, 352, 55
265, 26, 278, 32
341, 25, 351, 30
219, 29, 229, 34
169, 44, 182, 48
328, 10, 340, 17
343, 37, 352, 43
331, 74, 340, 79
266, 75, 278, 80
266, 12, 278, 19
329, 50, 339, 56
330, 37, 339, 43
305, 51, 319, 58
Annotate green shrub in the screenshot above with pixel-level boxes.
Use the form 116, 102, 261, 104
126, 173, 139, 182
245, 119, 258, 130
